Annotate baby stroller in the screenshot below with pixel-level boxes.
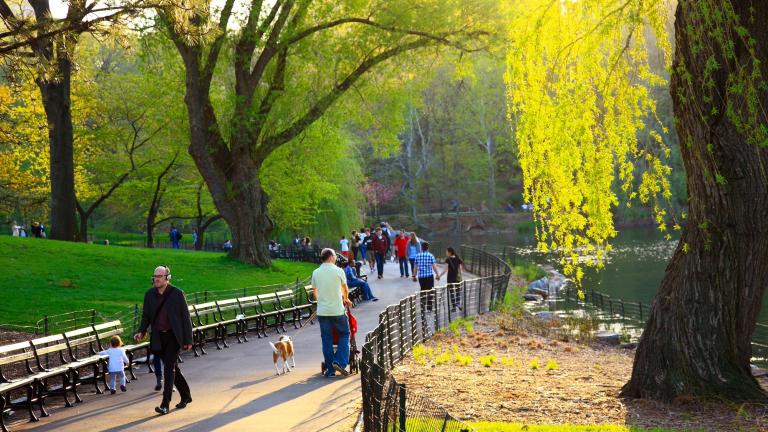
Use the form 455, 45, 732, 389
320, 306, 360, 375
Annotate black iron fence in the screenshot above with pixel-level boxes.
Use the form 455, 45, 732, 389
360, 245, 512, 432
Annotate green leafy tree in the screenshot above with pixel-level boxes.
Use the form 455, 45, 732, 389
506, 0, 768, 402
159, 0, 495, 266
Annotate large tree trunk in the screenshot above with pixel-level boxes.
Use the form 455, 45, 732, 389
37, 57, 78, 241
621, 0, 768, 402
184, 74, 274, 266
223, 177, 273, 265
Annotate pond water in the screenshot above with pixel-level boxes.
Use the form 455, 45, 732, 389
435, 227, 767, 321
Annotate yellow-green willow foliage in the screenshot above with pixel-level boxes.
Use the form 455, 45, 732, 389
504, 0, 673, 283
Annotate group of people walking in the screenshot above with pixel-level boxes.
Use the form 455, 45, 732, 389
338, 223, 467, 310
339, 222, 464, 289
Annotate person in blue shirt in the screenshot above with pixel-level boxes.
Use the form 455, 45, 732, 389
407, 232, 421, 281
344, 260, 378, 302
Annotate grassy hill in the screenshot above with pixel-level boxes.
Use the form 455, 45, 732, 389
0, 236, 316, 329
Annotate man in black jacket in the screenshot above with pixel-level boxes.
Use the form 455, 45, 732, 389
134, 265, 194, 415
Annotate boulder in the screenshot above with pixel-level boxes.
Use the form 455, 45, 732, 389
534, 311, 558, 320
527, 287, 549, 299
523, 293, 543, 302
595, 330, 620, 346
528, 277, 549, 291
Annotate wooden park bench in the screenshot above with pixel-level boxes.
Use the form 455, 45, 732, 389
190, 302, 224, 356
214, 298, 247, 345
0, 341, 42, 431
0, 320, 124, 431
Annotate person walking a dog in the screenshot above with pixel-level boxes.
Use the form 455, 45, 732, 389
312, 248, 353, 377
134, 265, 194, 415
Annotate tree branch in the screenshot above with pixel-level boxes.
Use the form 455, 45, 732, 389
247, 0, 294, 89
283, 17, 487, 52
255, 37, 434, 161
251, 46, 288, 140
201, 0, 236, 86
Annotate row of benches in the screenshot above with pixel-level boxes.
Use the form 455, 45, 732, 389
0, 321, 129, 431
0, 283, 365, 432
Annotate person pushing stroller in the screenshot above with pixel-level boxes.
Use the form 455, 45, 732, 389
312, 248, 353, 377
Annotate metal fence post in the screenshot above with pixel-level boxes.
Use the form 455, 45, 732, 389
44, 315, 49, 336
441, 413, 450, 432
409, 296, 418, 347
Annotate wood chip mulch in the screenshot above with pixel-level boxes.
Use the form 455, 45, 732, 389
391, 313, 768, 432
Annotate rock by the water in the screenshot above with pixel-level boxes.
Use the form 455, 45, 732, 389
527, 287, 548, 299
619, 342, 637, 350
523, 293, 543, 302
534, 311, 558, 320
595, 330, 620, 345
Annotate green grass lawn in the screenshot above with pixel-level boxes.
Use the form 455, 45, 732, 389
0, 236, 316, 328
469, 423, 680, 432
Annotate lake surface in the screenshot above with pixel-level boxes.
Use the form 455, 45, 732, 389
434, 227, 768, 322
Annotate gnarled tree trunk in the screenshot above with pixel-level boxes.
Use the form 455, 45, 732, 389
621, 0, 768, 402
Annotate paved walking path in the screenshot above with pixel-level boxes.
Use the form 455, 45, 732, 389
13, 262, 453, 432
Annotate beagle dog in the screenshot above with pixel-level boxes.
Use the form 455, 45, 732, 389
269, 335, 296, 375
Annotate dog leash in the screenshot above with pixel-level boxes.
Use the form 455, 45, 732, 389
291, 311, 318, 337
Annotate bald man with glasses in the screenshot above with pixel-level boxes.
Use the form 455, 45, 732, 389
134, 265, 193, 415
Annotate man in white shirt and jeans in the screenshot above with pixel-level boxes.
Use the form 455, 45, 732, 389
312, 248, 353, 377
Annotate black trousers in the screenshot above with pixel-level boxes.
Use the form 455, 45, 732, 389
158, 330, 191, 408
418, 276, 435, 312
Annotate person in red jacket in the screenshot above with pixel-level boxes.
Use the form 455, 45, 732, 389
371, 227, 389, 279
394, 229, 410, 278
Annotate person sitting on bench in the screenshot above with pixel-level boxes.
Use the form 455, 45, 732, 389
344, 259, 378, 302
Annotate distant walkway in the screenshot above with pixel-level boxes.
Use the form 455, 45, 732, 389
12, 263, 467, 432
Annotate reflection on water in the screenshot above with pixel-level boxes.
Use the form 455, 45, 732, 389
434, 227, 768, 322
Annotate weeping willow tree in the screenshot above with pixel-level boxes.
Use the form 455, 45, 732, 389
506, 0, 768, 402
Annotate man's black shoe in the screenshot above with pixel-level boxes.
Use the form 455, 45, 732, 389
155, 406, 169, 415
175, 398, 192, 409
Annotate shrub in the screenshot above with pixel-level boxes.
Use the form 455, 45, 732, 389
479, 355, 497, 367
413, 344, 428, 364
464, 322, 474, 333
513, 261, 546, 281
546, 360, 559, 370
449, 321, 461, 336
435, 351, 452, 365
455, 353, 473, 366
495, 288, 526, 315
529, 358, 540, 369
501, 357, 515, 367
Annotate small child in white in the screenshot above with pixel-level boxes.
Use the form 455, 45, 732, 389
100, 336, 129, 394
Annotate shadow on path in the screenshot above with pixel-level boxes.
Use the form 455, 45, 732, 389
169, 375, 339, 432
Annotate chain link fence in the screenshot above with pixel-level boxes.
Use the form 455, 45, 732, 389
360, 245, 512, 432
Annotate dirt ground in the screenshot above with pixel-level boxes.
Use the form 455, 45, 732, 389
0, 329, 35, 344
392, 313, 768, 432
